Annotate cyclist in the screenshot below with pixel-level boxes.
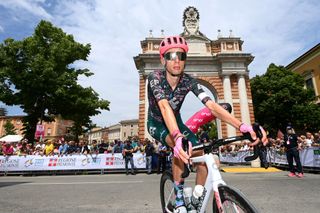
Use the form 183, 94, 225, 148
147, 35, 267, 213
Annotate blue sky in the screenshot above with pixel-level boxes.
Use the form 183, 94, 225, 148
0, 0, 319, 127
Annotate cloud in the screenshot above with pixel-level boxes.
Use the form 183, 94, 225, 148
1, 0, 319, 127
0, 25, 3, 32
0, 0, 52, 20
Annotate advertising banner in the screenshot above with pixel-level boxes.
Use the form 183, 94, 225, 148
220, 147, 320, 169
0, 153, 146, 172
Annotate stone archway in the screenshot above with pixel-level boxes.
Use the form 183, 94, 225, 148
133, 6, 255, 141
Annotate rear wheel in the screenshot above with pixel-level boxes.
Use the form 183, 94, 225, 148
212, 185, 258, 213
160, 171, 175, 213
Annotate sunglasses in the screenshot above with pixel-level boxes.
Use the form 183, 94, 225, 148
164, 52, 187, 61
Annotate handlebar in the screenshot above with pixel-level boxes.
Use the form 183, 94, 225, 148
180, 123, 264, 178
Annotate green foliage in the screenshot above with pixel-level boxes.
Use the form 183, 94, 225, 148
251, 63, 320, 135
4, 120, 16, 135
0, 20, 110, 142
197, 121, 218, 139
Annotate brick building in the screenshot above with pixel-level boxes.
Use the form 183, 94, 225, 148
0, 115, 73, 140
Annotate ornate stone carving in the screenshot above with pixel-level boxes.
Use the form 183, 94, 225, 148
183, 6, 200, 36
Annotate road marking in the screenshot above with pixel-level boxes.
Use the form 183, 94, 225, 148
21, 180, 144, 185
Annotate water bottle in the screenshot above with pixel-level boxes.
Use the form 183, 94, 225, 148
190, 185, 204, 210
183, 187, 197, 213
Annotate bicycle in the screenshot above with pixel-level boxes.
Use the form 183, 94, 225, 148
160, 124, 263, 213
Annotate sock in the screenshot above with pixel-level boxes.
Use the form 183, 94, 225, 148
173, 180, 185, 207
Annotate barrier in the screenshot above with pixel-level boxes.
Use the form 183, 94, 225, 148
0, 153, 146, 172
220, 147, 320, 169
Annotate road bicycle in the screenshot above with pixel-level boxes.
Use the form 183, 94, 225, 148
160, 125, 262, 213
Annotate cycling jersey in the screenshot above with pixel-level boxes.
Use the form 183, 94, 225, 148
147, 70, 211, 146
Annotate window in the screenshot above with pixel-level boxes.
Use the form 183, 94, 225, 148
47, 128, 51, 136
131, 124, 133, 128
304, 71, 316, 96
305, 77, 315, 96
124, 132, 126, 138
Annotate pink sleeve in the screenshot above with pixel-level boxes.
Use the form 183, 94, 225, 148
185, 107, 215, 133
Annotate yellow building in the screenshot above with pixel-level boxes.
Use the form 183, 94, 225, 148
286, 43, 320, 104
0, 115, 73, 140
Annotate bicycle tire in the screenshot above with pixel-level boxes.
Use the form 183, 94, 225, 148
212, 185, 258, 213
160, 171, 175, 213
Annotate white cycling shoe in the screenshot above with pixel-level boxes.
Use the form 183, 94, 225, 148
174, 206, 187, 213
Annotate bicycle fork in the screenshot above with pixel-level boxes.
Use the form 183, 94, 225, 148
192, 153, 226, 213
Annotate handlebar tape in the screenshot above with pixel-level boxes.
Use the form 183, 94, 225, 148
181, 138, 191, 178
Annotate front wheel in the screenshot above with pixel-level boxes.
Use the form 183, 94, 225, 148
212, 185, 258, 213
160, 171, 175, 213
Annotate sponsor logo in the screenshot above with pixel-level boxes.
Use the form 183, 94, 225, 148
0, 158, 19, 168
24, 159, 34, 167
105, 156, 124, 166
81, 157, 101, 166
48, 158, 76, 167
35, 159, 45, 167
314, 150, 320, 155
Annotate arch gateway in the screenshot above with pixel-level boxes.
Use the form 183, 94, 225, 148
134, 7, 255, 141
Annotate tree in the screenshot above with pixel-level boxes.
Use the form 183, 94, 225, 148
0, 106, 7, 116
4, 120, 16, 135
197, 121, 218, 139
250, 63, 320, 136
0, 20, 110, 142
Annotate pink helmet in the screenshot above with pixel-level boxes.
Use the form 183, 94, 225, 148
159, 36, 189, 59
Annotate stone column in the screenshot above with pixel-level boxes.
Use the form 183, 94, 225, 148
238, 74, 260, 167
238, 74, 251, 124
144, 78, 152, 140
222, 74, 236, 136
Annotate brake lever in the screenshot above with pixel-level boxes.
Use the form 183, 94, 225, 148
181, 138, 191, 178
244, 123, 263, 162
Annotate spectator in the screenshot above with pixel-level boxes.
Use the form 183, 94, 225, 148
131, 137, 139, 153
144, 138, 154, 174
157, 143, 168, 174
139, 139, 145, 153
283, 125, 303, 178
80, 141, 90, 155
112, 140, 123, 154
67, 141, 77, 155
98, 140, 108, 154
153, 140, 160, 170
2, 142, 14, 156
305, 132, 314, 147
107, 142, 114, 153
44, 140, 54, 156
59, 140, 69, 156
33, 146, 43, 156
198, 126, 209, 143
123, 140, 135, 175
314, 133, 320, 146
90, 140, 99, 154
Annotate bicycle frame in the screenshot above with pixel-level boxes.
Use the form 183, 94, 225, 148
191, 153, 225, 213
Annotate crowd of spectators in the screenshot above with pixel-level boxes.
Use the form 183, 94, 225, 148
1, 130, 319, 158
0, 136, 172, 175
220, 130, 320, 154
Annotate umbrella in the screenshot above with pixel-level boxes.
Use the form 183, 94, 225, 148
0, 135, 23, 143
